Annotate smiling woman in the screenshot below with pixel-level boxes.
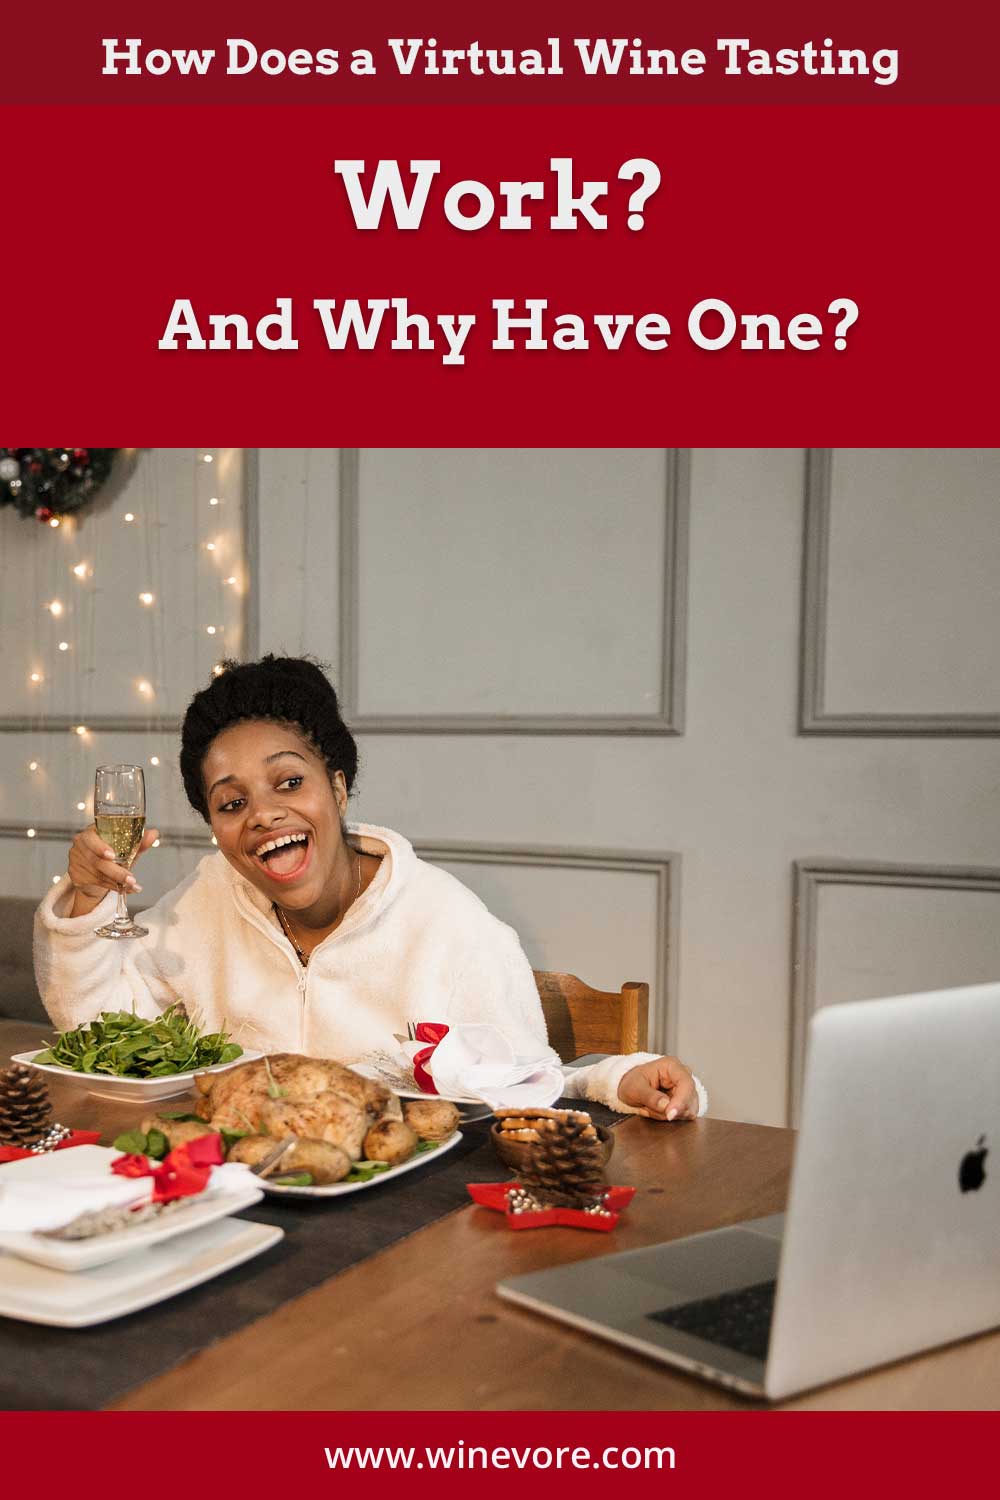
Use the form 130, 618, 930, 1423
33, 656, 707, 1121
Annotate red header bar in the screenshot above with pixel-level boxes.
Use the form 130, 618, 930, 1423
2, 1, 999, 105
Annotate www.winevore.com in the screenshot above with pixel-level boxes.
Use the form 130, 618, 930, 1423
324, 1443, 676, 1471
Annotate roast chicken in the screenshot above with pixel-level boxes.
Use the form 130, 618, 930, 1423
193, 1053, 402, 1161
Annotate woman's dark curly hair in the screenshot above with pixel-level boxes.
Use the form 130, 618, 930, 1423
179, 655, 359, 821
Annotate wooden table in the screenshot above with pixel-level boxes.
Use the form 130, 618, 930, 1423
4, 1019, 999, 1410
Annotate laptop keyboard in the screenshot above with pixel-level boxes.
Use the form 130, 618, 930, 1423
649, 1279, 777, 1361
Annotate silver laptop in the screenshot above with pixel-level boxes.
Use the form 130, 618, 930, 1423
497, 982, 1000, 1400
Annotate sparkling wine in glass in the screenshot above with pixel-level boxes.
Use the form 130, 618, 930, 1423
93, 764, 149, 939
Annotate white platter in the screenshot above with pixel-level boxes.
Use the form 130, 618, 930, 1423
353, 1060, 482, 1106
0, 1146, 265, 1271
11, 1047, 261, 1103
397, 1086, 484, 1105
0, 1217, 283, 1327
260, 1129, 462, 1198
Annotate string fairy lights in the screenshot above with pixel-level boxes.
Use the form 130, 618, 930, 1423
17, 447, 242, 863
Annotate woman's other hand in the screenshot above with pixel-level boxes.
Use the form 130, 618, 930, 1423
617, 1055, 700, 1120
66, 824, 160, 916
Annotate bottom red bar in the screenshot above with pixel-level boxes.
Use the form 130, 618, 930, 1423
0, 1412, 994, 1494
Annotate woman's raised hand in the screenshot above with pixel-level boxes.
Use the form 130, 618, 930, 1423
67, 824, 160, 903
617, 1055, 700, 1120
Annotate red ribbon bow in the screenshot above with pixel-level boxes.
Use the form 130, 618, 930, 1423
412, 1021, 450, 1094
111, 1133, 224, 1204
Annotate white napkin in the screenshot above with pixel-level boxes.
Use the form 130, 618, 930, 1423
400, 1024, 565, 1110
0, 1162, 252, 1234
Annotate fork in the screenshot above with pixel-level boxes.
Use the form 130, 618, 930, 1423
248, 1135, 297, 1178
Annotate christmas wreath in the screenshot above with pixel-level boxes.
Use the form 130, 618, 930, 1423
0, 448, 119, 522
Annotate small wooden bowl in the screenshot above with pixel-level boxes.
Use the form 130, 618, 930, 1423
490, 1121, 615, 1174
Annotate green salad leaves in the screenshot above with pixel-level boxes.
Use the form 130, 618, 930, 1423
33, 1005, 242, 1078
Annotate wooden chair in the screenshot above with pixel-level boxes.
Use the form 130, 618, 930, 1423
534, 970, 649, 1062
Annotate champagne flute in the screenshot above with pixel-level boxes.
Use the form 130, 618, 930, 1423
93, 764, 149, 939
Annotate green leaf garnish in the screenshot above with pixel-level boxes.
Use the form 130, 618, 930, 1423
263, 1055, 288, 1099
344, 1160, 393, 1182
112, 1129, 149, 1154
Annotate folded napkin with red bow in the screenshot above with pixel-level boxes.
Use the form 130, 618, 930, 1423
397, 1022, 565, 1109
0, 1134, 252, 1233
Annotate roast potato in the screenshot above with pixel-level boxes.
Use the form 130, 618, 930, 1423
279, 1139, 352, 1185
225, 1133, 351, 1184
363, 1119, 419, 1165
140, 1115, 218, 1149
226, 1134, 281, 1168
403, 1099, 460, 1141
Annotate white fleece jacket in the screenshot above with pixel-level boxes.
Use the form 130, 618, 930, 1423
33, 822, 706, 1117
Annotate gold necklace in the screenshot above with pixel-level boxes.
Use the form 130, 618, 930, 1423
274, 852, 361, 968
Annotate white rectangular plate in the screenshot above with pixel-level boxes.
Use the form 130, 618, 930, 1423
0, 1217, 283, 1327
260, 1130, 462, 1198
0, 1146, 264, 1271
353, 1059, 482, 1104
11, 1048, 261, 1103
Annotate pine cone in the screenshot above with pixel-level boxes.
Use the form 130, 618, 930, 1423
519, 1115, 606, 1209
0, 1063, 53, 1146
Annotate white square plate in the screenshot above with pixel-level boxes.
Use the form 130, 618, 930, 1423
0, 1217, 283, 1327
259, 1130, 462, 1198
0, 1146, 265, 1271
11, 1048, 261, 1102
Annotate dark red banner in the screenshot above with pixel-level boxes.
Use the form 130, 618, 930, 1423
2, 102, 996, 441
1, 1411, 998, 1492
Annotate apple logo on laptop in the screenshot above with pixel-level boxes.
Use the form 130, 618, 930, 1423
958, 1136, 988, 1193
